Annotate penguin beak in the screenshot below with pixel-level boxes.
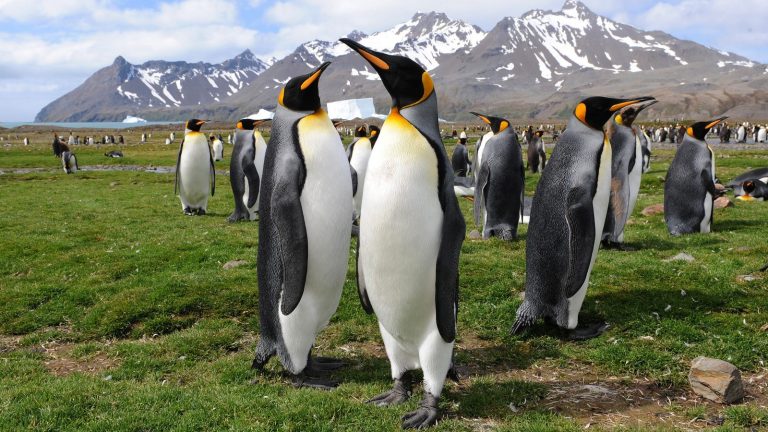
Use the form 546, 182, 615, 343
196, 120, 207, 126
705, 116, 728, 130
609, 96, 655, 112
301, 62, 331, 91
340, 38, 390, 71
236, 121, 243, 130
737, 195, 754, 201
470, 112, 491, 125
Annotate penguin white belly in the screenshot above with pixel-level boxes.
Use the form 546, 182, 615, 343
476, 132, 493, 178
247, 133, 268, 218
349, 140, 372, 217
361, 118, 443, 350
278, 112, 352, 371
213, 140, 223, 161
179, 134, 211, 209
567, 140, 612, 329
700, 152, 715, 233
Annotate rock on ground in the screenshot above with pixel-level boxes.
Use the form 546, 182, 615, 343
714, 196, 734, 209
665, 252, 695, 262
468, 230, 482, 240
642, 204, 664, 216
223, 259, 248, 270
688, 356, 745, 404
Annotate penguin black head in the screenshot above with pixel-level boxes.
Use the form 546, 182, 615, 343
535, 131, 545, 137
278, 62, 331, 112
687, 117, 728, 141
369, 125, 380, 145
355, 125, 367, 137
340, 38, 433, 110
236, 118, 262, 130
574, 96, 655, 130
615, 99, 658, 127
185, 119, 206, 132
470, 112, 509, 134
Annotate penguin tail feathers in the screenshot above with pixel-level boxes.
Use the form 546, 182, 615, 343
511, 299, 539, 335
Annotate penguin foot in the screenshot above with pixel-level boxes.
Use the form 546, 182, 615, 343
401, 393, 439, 429
227, 213, 245, 223
307, 356, 346, 372
292, 372, 338, 390
602, 240, 635, 251
351, 224, 359, 237
196, 208, 206, 216
567, 321, 610, 341
368, 377, 411, 406
183, 207, 194, 216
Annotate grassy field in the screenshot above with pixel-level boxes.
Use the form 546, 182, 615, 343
1, 129, 767, 431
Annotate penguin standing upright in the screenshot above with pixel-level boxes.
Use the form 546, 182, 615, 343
212, 135, 224, 161
61, 146, 78, 174
637, 126, 652, 173
347, 125, 376, 221
602, 99, 657, 249
451, 137, 471, 176
251, 62, 353, 389
664, 117, 727, 236
527, 130, 546, 173
513, 96, 654, 340
471, 112, 525, 240
227, 118, 263, 222
341, 39, 465, 429
174, 119, 215, 216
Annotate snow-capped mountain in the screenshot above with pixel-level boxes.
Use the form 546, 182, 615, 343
35, 50, 271, 122
37, 1, 768, 122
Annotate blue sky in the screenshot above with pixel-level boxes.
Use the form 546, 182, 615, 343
0, 0, 766, 121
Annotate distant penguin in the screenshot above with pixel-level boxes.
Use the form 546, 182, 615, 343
251, 62, 353, 390
347, 125, 375, 221
471, 112, 496, 184
165, 138, 171, 145
527, 130, 546, 173
23, 137, 29, 146
211, 135, 224, 161
758, 126, 766, 143
341, 38, 465, 429
602, 99, 657, 249
513, 96, 654, 340
737, 124, 746, 143
52, 134, 64, 157
737, 179, 767, 201
105, 150, 123, 158
170, 131, 176, 143
472, 112, 525, 241
141, 133, 146, 143
227, 119, 263, 222
637, 127, 652, 173
174, 119, 215, 216
61, 147, 78, 174
664, 117, 727, 236
451, 137, 471, 176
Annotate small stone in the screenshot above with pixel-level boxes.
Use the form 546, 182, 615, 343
665, 252, 695, 263
760, 323, 768, 332
638, 335, 655, 341
688, 356, 745, 404
178, 355, 187, 361
736, 274, 761, 283
223, 259, 248, 270
641, 203, 664, 216
104, 375, 112, 381
714, 197, 733, 209
468, 230, 482, 240
109, 182, 118, 187
681, 289, 687, 297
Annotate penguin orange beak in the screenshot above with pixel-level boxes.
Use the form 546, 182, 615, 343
609, 96, 655, 112
470, 112, 491, 125
196, 120, 207, 126
339, 38, 390, 70
301, 62, 331, 90
705, 116, 728, 130
737, 195, 754, 201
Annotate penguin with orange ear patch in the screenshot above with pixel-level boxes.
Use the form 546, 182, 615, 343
664, 117, 727, 236
251, 62, 353, 389
513, 96, 654, 340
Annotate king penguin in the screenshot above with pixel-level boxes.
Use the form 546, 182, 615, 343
513, 96, 654, 340
664, 117, 727, 236
175, 119, 215, 216
602, 98, 657, 249
347, 125, 375, 221
341, 38, 465, 429
471, 112, 525, 241
251, 62, 353, 389
212, 135, 224, 161
471, 112, 495, 185
527, 130, 546, 173
227, 118, 264, 222
737, 179, 767, 201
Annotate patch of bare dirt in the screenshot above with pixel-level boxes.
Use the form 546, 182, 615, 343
40, 341, 119, 377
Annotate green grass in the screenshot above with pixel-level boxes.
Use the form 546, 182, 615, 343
1, 135, 767, 431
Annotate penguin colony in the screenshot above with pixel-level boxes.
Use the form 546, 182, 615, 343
53, 38, 756, 430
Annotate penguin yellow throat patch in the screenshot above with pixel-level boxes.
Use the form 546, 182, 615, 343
385, 107, 413, 128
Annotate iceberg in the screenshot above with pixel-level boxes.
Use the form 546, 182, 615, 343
123, 115, 147, 124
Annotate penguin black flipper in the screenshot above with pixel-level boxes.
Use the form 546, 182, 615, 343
243, 157, 260, 209
271, 155, 309, 316
355, 237, 373, 314
174, 139, 185, 195
473, 165, 490, 228
350, 165, 358, 197
565, 189, 597, 298
209, 145, 216, 196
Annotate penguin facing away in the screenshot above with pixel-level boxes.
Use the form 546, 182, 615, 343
175, 119, 215, 216
471, 112, 525, 241
251, 62, 353, 389
602, 99, 657, 249
227, 118, 264, 222
527, 130, 546, 173
341, 38, 465, 429
61, 150, 78, 174
347, 125, 375, 221
513, 96, 654, 340
664, 117, 727, 236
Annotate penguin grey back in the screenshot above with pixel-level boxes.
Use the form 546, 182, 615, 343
664, 133, 715, 235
